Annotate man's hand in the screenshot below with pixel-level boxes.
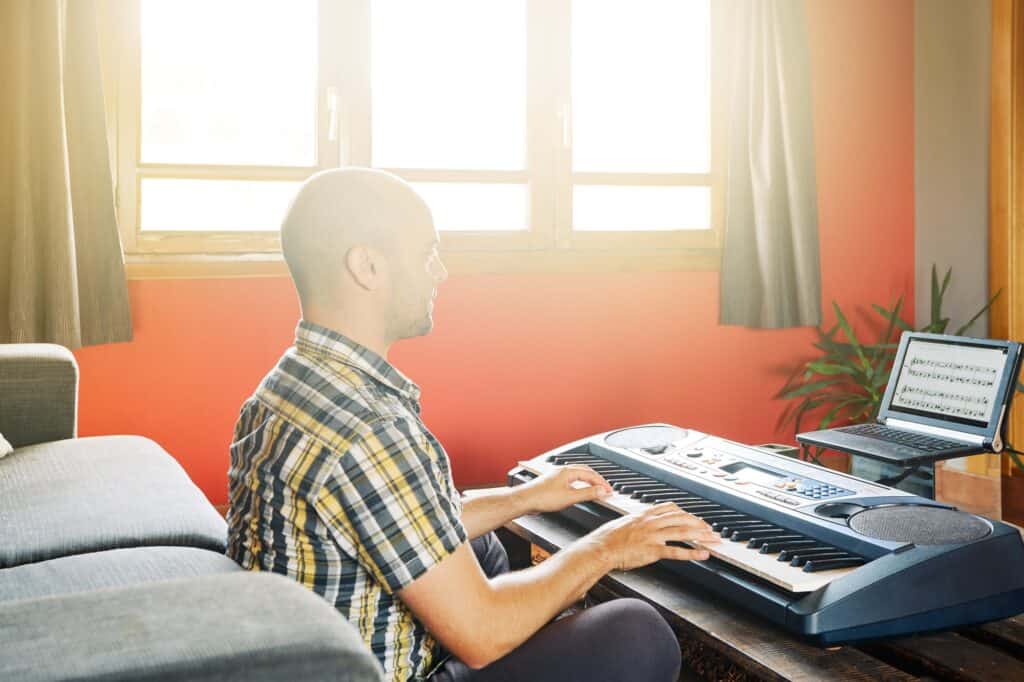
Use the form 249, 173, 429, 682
584, 501, 720, 571
518, 464, 614, 514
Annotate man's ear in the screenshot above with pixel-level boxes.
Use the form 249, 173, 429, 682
345, 245, 383, 291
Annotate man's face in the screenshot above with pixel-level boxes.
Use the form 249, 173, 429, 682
383, 210, 447, 341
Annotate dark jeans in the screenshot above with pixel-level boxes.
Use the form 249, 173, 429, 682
429, 532, 682, 682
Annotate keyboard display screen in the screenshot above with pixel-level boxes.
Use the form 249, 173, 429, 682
889, 339, 1007, 427
721, 461, 785, 487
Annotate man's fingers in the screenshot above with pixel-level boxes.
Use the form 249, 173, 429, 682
644, 501, 680, 516
561, 465, 612, 493
571, 482, 613, 503
650, 510, 714, 532
664, 545, 711, 562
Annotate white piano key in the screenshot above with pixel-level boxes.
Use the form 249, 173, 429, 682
516, 457, 856, 594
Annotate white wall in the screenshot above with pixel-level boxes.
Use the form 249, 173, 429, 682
914, 0, 991, 335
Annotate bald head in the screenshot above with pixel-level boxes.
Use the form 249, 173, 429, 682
280, 168, 432, 308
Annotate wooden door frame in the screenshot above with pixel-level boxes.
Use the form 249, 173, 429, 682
991, 0, 1024, 523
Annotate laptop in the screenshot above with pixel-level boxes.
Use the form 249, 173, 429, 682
797, 331, 1023, 466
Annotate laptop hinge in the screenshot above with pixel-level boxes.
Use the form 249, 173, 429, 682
883, 418, 987, 447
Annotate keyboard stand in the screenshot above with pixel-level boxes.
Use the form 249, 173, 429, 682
795, 442, 937, 496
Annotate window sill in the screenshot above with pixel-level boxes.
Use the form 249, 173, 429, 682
124, 249, 720, 280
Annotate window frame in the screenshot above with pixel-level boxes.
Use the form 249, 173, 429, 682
103, 0, 727, 277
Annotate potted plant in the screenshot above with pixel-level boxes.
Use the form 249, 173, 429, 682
776, 266, 1022, 477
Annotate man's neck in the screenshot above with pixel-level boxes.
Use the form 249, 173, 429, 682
301, 308, 392, 358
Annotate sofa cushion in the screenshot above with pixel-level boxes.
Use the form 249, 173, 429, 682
0, 546, 241, 603
0, 571, 383, 682
0, 435, 227, 568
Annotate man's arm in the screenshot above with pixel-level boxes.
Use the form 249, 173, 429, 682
399, 502, 719, 669
461, 464, 614, 539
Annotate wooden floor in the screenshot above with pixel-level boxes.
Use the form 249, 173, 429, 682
499, 514, 1024, 682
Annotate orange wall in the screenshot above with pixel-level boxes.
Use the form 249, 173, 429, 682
74, 0, 914, 505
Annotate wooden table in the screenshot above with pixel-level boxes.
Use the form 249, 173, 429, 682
498, 513, 1024, 682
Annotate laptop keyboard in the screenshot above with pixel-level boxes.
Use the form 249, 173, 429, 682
838, 424, 965, 452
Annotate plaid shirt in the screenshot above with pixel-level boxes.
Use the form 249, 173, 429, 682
227, 321, 467, 681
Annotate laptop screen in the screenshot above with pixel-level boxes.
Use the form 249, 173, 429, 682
888, 337, 1008, 427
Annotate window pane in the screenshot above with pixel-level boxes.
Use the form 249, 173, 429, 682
573, 186, 710, 231
140, 178, 300, 232
572, 0, 710, 173
140, 0, 317, 166
372, 0, 526, 170
412, 183, 527, 231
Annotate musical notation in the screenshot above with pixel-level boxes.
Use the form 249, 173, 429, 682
892, 347, 1004, 421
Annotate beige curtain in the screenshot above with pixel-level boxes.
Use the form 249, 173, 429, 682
0, 0, 132, 349
719, 0, 821, 329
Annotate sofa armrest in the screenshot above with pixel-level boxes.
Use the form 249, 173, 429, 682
0, 344, 78, 448
0, 571, 384, 682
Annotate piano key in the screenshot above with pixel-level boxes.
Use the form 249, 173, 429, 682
717, 521, 771, 534
551, 455, 603, 464
617, 482, 662, 494
790, 551, 846, 567
631, 485, 682, 496
711, 518, 757, 531
759, 538, 818, 554
803, 557, 867, 573
638, 492, 701, 503
549, 454, 593, 463
692, 511, 746, 521
674, 504, 724, 516
746, 535, 803, 550
610, 478, 656, 489
778, 546, 831, 562
729, 528, 787, 542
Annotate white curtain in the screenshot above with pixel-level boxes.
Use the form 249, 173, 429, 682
719, 0, 821, 328
0, 0, 132, 348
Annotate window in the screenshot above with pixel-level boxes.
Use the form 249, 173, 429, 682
104, 0, 725, 275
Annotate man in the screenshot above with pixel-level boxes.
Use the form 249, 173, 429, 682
227, 168, 720, 681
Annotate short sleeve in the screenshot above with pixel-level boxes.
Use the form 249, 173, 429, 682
314, 418, 468, 593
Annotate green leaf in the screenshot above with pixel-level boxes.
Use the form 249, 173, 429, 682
873, 303, 914, 333
818, 396, 863, 430
940, 266, 952, 298
832, 302, 868, 369
1007, 449, 1024, 475
806, 361, 857, 376
953, 289, 1002, 336
930, 265, 942, 326
779, 379, 842, 399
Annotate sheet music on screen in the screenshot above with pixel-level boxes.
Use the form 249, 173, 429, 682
889, 338, 1007, 425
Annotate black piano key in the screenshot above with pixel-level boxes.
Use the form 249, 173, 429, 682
608, 475, 652, 485
717, 521, 770, 533
746, 534, 802, 550
632, 485, 680, 496
710, 518, 755, 531
674, 503, 722, 514
617, 482, 661, 494
638, 492, 698, 503
759, 538, 818, 554
588, 465, 628, 474
777, 546, 831, 562
790, 551, 846, 567
694, 511, 745, 521
803, 557, 867, 573
552, 455, 601, 464
729, 528, 785, 542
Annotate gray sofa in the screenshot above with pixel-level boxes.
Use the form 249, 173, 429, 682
0, 344, 382, 681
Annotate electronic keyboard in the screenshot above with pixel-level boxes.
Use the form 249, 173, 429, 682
507, 424, 1024, 644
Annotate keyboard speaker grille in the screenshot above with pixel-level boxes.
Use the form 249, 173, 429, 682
605, 425, 688, 450
848, 505, 991, 545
